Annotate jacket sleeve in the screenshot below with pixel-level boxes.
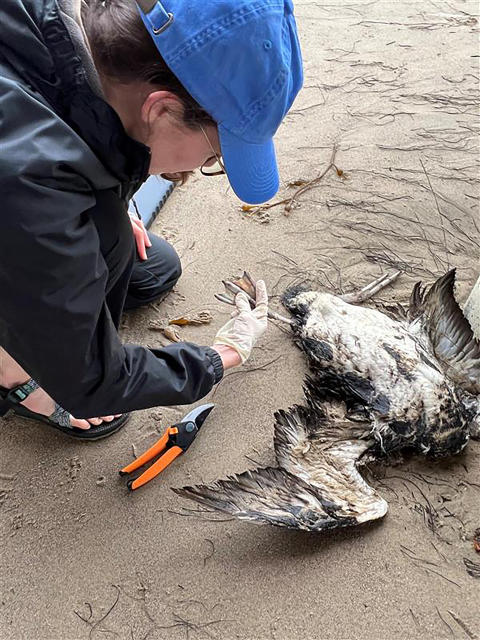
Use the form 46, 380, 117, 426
0, 79, 223, 418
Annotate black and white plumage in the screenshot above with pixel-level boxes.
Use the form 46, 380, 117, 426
174, 270, 480, 532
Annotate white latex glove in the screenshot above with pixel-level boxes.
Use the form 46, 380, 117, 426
213, 280, 268, 364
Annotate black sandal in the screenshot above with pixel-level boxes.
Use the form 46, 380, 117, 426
0, 380, 130, 440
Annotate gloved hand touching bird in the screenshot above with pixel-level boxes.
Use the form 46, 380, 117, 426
212, 279, 268, 368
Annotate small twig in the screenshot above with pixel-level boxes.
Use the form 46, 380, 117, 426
74, 586, 121, 640
400, 545, 440, 567
242, 145, 339, 218
409, 608, 420, 626
423, 567, 461, 588
436, 607, 455, 638
89, 586, 121, 640
74, 603, 93, 624
447, 610, 479, 640
420, 158, 450, 270
212, 355, 284, 397
430, 541, 448, 563
235, 355, 283, 375
203, 539, 215, 567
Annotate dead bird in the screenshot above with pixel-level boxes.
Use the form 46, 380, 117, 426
174, 270, 480, 532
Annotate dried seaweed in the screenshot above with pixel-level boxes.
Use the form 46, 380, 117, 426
169, 311, 213, 326
74, 585, 121, 640
149, 310, 213, 342
241, 145, 341, 219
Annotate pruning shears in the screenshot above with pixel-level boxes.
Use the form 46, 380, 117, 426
119, 403, 215, 490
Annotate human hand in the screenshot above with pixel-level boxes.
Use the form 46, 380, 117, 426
129, 213, 152, 260
213, 280, 268, 364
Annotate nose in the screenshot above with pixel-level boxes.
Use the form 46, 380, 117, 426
203, 155, 218, 168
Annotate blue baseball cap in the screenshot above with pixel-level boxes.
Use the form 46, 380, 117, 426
136, 1, 303, 204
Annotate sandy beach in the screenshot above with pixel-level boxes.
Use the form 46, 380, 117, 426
1, 1, 479, 638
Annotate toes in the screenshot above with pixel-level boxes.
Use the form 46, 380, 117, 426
70, 417, 91, 430
69, 414, 122, 429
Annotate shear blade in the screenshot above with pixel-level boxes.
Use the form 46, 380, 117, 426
181, 403, 215, 429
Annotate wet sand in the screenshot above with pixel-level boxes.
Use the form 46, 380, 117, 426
1, 1, 479, 638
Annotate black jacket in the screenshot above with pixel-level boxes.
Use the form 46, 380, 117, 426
0, 0, 223, 417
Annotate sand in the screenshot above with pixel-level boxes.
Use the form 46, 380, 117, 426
1, 1, 479, 638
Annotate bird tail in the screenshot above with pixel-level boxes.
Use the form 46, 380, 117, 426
409, 269, 480, 394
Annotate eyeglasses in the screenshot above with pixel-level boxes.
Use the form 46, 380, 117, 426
199, 124, 226, 177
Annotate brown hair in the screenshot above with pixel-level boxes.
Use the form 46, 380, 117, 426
81, 0, 214, 181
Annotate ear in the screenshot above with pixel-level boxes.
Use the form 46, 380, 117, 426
141, 90, 184, 125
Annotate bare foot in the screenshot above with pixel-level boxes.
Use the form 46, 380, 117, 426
0, 347, 121, 429
12, 385, 121, 430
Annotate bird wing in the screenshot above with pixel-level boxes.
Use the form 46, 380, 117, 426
272, 400, 388, 526
174, 386, 388, 532
173, 467, 361, 532
409, 269, 480, 395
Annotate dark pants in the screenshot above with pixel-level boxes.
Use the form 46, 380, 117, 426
89, 190, 181, 328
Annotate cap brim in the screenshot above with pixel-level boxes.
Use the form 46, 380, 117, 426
219, 126, 280, 204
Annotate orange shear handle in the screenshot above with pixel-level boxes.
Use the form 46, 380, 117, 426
120, 428, 177, 475
128, 446, 183, 491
